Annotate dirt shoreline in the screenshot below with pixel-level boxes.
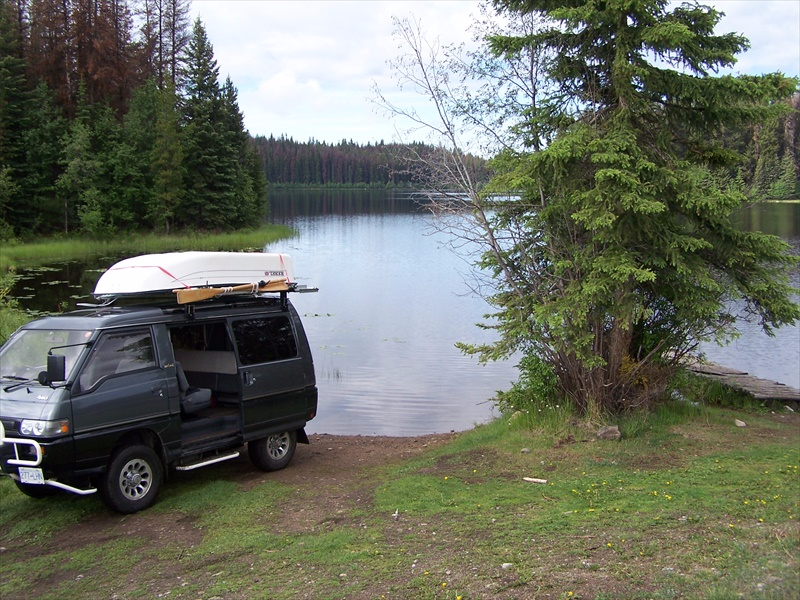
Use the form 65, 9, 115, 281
271, 432, 459, 480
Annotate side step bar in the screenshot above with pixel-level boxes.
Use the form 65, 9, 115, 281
175, 451, 240, 471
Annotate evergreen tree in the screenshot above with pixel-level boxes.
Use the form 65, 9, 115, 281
180, 17, 225, 229
109, 77, 160, 229
164, 0, 190, 89
246, 139, 268, 217
136, 0, 191, 88
180, 18, 260, 230
0, 0, 30, 235
769, 153, 798, 200
466, 0, 800, 415
56, 114, 99, 234
220, 76, 267, 225
150, 80, 184, 233
55, 85, 124, 235
23, 82, 67, 233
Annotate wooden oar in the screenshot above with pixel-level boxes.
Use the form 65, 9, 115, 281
174, 279, 289, 304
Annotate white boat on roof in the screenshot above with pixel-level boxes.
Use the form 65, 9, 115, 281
93, 251, 294, 296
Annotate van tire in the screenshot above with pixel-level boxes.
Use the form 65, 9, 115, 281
248, 430, 297, 471
14, 480, 58, 499
101, 444, 163, 514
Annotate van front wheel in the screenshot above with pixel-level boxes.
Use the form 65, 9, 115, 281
101, 445, 163, 514
248, 430, 297, 472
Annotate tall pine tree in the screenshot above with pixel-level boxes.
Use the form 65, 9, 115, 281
466, 0, 800, 415
0, 0, 30, 236
180, 18, 264, 230
180, 17, 225, 229
23, 82, 67, 234
150, 80, 184, 233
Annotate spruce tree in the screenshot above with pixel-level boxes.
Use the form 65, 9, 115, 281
0, 0, 29, 235
220, 76, 267, 226
150, 81, 184, 233
22, 83, 67, 234
110, 79, 161, 230
472, 0, 800, 415
180, 19, 264, 230
180, 18, 234, 229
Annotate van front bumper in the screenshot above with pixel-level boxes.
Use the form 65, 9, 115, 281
0, 421, 96, 496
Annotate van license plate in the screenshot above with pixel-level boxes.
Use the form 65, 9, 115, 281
18, 467, 45, 485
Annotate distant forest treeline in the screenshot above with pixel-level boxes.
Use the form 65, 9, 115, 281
253, 136, 488, 187
719, 93, 800, 202
0, 1, 797, 241
246, 100, 800, 192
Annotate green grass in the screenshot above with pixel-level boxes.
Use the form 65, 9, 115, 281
0, 403, 797, 600
0, 224, 294, 270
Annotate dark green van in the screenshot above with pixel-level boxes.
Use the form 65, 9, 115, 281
0, 294, 317, 513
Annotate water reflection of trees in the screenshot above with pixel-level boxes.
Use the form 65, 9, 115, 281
733, 203, 800, 239
269, 189, 429, 220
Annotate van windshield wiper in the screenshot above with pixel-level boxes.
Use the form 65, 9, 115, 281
1, 374, 27, 381
2, 375, 40, 392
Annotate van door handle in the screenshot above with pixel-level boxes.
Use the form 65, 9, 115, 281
244, 371, 256, 386
152, 386, 163, 397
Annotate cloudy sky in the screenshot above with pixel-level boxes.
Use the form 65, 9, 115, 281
189, 0, 800, 146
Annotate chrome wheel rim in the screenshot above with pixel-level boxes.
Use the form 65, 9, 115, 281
118, 458, 153, 500
267, 432, 291, 460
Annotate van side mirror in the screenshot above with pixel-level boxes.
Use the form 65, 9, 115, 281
46, 353, 67, 383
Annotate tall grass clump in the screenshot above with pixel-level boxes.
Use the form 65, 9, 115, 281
495, 354, 575, 430
0, 269, 31, 343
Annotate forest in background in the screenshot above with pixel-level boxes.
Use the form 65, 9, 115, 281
0, 0, 797, 242
0, 0, 265, 238
254, 135, 488, 188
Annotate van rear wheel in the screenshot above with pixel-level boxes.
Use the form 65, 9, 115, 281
101, 444, 163, 514
248, 430, 297, 471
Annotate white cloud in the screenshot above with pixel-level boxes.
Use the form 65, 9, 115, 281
191, 0, 476, 143
705, 0, 800, 76
190, 0, 800, 145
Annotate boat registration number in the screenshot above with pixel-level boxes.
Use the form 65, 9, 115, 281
19, 467, 45, 485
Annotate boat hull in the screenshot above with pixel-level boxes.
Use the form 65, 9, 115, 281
93, 252, 294, 296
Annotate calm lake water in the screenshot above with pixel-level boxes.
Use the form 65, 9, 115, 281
8, 192, 800, 434
699, 201, 800, 390
265, 190, 518, 435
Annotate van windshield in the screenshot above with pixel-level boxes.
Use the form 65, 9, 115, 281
0, 329, 92, 383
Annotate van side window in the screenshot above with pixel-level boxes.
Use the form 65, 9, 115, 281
232, 317, 298, 365
79, 329, 156, 390
170, 321, 232, 352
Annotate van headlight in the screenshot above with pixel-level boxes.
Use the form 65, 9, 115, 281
19, 419, 70, 437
